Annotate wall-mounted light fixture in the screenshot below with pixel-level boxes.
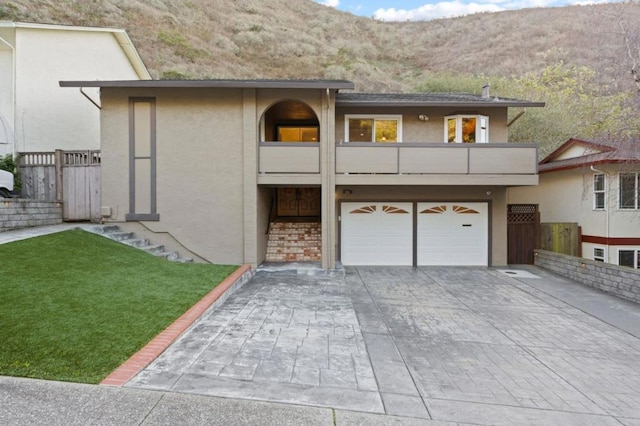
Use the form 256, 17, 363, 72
418, 114, 429, 122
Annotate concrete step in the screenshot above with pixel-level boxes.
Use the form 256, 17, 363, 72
87, 225, 193, 263
141, 244, 165, 255
123, 238, 150, 248
106, 231, 136, 242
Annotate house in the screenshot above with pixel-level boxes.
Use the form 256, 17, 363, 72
0, 22, 150, 157
508, 138, 640, 268
59, 79, 544, 269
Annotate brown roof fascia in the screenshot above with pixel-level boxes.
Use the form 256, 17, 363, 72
540, 137, 615, 164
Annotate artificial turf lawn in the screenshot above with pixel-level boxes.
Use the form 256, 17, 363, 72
0, 229, 238, 384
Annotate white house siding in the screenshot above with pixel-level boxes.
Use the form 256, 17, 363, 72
0, 23, 148, 156
508, 165, 640, 264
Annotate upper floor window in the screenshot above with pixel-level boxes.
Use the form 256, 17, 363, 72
593, 173, 605, 210
345, 115, 401, 143
619, 172, 640, 209
445, 115, 488, 143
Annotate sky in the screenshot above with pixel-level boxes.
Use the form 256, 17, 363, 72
315, 0, 614, 21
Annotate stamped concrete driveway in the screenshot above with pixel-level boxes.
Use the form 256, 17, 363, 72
127, 266, 640, 425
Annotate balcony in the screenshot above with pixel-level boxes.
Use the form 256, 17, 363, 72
257, 142, 539, 186
258, 142, 320, 185
335, 143, 538, 186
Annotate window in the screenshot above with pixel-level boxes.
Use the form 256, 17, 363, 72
277, 126, 318, 142
619, 173, 640, 209
445, 115, 488, 143
593, 174, 605, 210
618, 249, 640, 269
593, 247, 605, 262
345, 115, 401, 143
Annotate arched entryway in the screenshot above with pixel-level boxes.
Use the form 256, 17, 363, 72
260, 100, 322, 263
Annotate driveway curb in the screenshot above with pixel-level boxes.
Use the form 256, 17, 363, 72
101, 264, 254, 386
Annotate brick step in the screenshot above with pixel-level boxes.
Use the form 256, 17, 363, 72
266, 222, 321, 262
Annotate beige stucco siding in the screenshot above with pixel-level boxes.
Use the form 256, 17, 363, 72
101, 88, 247, 265
335, 185, 508, 266
335, 107, 509, 143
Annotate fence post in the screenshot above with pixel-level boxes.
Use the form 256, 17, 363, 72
55, 149, 63, 202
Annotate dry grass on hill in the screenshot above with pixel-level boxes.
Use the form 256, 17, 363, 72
2, 0, 639, 93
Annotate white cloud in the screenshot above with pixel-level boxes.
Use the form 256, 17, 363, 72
319, 0, 340, 7
374, 1, 505, 21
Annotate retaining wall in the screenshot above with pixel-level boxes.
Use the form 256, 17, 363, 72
534, 249, 640, 304
0, 199, 63, 232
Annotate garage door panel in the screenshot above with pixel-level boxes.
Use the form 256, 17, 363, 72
417, 202, 488, 266
341, 202, 412, 266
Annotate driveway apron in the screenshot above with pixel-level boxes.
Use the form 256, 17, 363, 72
126, 266, 640, 425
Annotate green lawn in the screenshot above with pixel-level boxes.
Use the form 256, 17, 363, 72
0, 229, 237, 384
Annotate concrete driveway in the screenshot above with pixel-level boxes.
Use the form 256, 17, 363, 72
126, 266, 640, 425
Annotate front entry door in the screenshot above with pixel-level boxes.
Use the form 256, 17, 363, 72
277, 188, 320, 217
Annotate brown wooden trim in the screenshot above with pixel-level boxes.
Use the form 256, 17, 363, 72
582, 235, 640, 245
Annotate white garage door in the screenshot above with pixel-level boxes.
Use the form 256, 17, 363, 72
341, 202, 413, 265
417, 202, 488, 266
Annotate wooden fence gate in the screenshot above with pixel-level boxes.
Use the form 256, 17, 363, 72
19, 150, 101, 221
507, 204, 540, 264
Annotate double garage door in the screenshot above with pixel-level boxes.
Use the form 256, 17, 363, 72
341, 202, 488, 266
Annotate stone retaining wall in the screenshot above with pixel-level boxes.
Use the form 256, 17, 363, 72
534, 249, 640, 304
0, 199, 63, 232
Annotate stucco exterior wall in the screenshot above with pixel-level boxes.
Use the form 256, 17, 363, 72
335, 185, 508, 266
335, 107, 509, 143
101, 88, 247, 265
0, 26, 145, 155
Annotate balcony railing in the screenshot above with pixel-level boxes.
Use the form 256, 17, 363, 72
259, 142, 320, 174
335, 143, 538, 175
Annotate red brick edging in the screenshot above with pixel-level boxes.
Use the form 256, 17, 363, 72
100, 264, 252, 386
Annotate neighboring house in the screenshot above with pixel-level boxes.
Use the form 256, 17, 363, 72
60, 79, 544, 269
508, 138, 640, 269
0, 22, 150, 157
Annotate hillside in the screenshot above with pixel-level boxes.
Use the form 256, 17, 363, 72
1, 0, 638, 93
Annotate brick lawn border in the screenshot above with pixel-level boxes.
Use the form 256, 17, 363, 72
101, 264, 253, 386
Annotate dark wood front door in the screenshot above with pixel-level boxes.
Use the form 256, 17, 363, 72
277, 188, 320, 217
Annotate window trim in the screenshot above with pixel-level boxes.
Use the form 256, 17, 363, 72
593, 173, 606, 210
444, 114, 489, 143
344, 114, 403, 143
618, 248, 640, 269
593, 247, 605, 262
618, 172, 640, 210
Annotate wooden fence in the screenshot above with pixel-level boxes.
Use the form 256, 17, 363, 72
540, 222, 581, 257
18, 150, 101, 221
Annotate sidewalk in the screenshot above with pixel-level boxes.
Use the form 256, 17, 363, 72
0, 376, 435, 426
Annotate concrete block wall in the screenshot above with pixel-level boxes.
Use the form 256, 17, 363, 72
534, 249, 640, 304
0, 199, 63, 232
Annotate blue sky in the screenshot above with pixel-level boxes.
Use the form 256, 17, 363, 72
315, 0, 614, 20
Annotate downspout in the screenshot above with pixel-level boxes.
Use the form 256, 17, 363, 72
590, 165, 610, 261
0, 35, 16, 158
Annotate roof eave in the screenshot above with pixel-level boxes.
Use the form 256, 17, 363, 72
540, 159, 640, 173
59, 79, 356, 90
335, 100, 545, 108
